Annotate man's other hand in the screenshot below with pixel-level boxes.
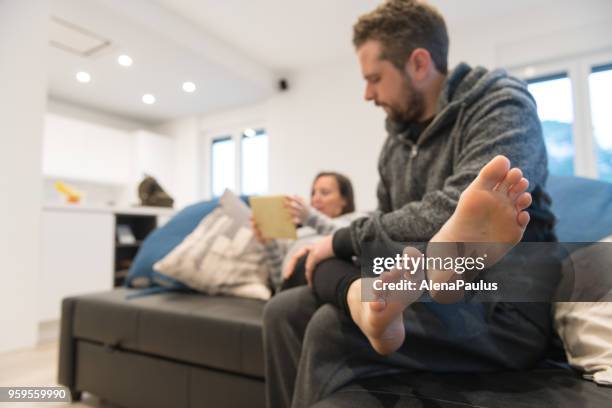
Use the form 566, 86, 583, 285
305, 235, 334, 286
283, 245, 312, 280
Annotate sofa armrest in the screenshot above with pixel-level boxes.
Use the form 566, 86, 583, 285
57, 296, 80, 399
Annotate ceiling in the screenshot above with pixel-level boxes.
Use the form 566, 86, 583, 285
48, 0, 276, 125
47, 0, 552, 125
155, 0, 377, 72
156, 0, 551, 71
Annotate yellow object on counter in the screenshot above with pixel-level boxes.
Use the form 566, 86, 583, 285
54, 181, 82, 204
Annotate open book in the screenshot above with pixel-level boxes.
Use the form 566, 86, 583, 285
249, 195, 297, 240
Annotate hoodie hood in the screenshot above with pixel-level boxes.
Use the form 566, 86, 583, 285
386, 63, 519, 145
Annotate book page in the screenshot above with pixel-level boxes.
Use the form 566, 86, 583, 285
249, 195, 297, 240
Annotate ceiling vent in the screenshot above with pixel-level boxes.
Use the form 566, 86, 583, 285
49, 16, 111, 57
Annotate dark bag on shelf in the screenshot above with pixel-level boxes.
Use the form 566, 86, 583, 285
138, 176, 174, 208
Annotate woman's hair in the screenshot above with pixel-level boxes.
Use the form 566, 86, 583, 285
312, 171, 356, 215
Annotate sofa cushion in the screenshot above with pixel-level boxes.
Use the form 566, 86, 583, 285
548, 175, 612, 242
316, 369, 612, 407
71, 288, 265, 378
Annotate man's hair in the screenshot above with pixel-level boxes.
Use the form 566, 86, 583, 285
352, 0, 449, 74
312, 172, 356, 215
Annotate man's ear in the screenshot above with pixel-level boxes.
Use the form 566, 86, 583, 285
405, 48, 431, 81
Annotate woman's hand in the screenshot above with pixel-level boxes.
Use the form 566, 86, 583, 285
285, 195, 309, 225
251, 216, 269, 245
282, 245, 312, 280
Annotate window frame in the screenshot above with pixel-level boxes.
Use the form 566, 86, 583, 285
200, 123, 267, 199
509, 51, 612, 179
587, 60, 612, 181
525, 70, 577, 177
209, 135, 236, 198
240, 128, 268, 196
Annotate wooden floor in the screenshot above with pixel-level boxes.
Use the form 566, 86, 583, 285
0, 341, 118, 408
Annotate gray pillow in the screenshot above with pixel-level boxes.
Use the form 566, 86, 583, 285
153, 190, 270, 300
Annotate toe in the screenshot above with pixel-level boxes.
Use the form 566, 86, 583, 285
496, 168, 523, 193
369, 298, 386, 313
402, 246, 423, 273
518, 210, 530, 228
516, 192, 532, 210
475, 155, 510, 190
509, 178, 529, 201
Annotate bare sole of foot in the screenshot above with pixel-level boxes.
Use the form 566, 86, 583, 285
427, 155, 532, 301
432, 155, 531, 246
348, 155, 532, 354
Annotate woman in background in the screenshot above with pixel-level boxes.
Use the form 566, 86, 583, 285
252, 172, 363, 292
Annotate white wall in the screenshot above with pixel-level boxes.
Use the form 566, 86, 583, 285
0, 0, 48, 352
447, 0, 612, 70
155, 117, 201, 209
43, 113, 135, 185
264, 63, 384, 211
133, 130, 176, 195
47, 98, 151, 132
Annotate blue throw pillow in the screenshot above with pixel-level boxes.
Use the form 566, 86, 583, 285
125, 198, 221, 289
548, 175, 612, 242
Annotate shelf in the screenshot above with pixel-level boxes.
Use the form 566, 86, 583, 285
115, 269, 130, 279
116, 241, 143, 248
113, 214, 157, 288
43, 203, 176, 217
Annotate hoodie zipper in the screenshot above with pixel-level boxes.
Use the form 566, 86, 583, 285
410, 144, 419, 158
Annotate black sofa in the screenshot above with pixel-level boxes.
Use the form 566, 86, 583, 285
58, 176, 612, 407
59, 289, 266, 407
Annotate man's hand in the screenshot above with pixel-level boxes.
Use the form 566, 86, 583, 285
305, 235, 334, 286
282, 246, 312, 280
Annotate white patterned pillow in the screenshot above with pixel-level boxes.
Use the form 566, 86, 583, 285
553, 236, 612, 385
153, 190, 270, 300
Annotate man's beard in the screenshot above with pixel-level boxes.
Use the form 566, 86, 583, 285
384, 74, 426, 123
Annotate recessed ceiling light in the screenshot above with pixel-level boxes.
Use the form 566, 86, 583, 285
117, 54, 133, 67
243, 128, 256, 138
76, 71, 91, 83
142, 94, 156, 105
182, 81, 196, 93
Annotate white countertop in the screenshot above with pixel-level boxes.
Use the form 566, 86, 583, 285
43, 203, 177, 216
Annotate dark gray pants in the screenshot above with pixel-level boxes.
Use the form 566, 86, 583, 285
263, 286, 550, 408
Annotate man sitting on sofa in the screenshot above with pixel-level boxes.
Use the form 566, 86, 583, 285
263, 1, 557, 407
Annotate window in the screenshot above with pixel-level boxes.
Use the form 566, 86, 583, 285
241, 129, 268, 195
527, 74, 575, 177
589, 63, 612, 182
210, 136, 235, 197
515, 53, 612, 180
208, 127, 268, 198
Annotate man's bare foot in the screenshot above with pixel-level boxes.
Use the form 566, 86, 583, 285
347, 155, 532, 354
347, 247, 424, 355
427, 155, 532, 301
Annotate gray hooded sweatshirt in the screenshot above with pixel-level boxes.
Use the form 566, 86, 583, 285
333, 63, 554, 258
